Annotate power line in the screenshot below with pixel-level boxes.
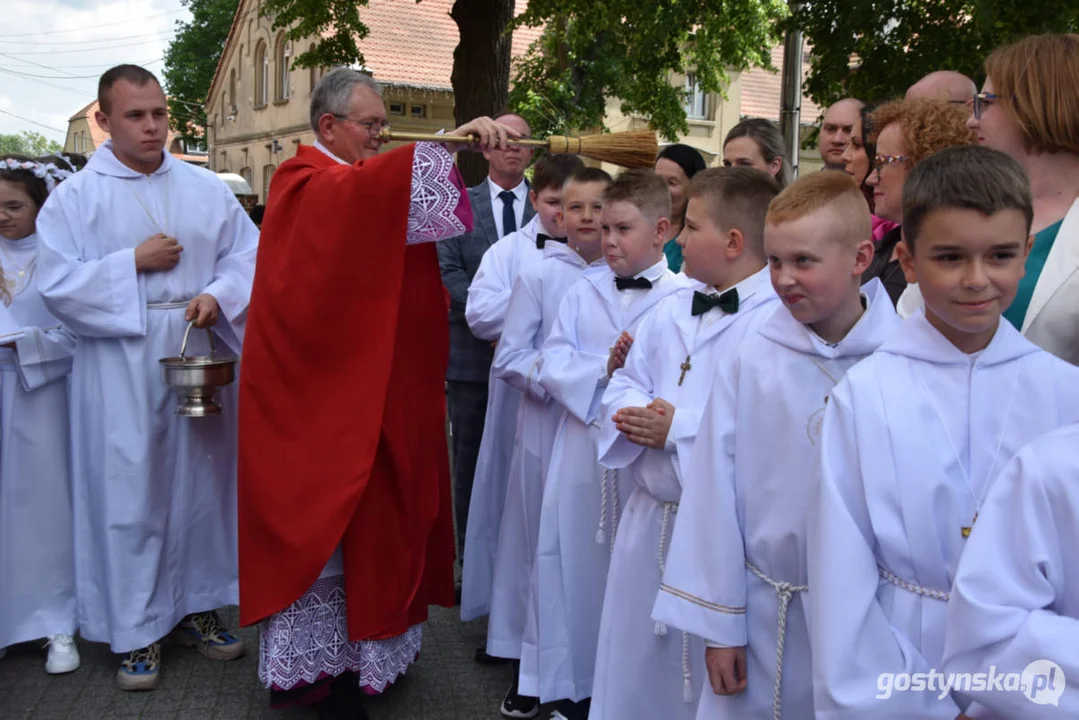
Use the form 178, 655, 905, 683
0, 67, 95, 98
2, 32, 175, 47
0, 66, 101, 80
0, 37, 174, 56
0, 10, 185, 39
0, 57, 162, 70
0, 108, 67, 135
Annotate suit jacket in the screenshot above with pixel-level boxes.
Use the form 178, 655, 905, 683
1023, 198, 1079, 365
439, 179, 535, 382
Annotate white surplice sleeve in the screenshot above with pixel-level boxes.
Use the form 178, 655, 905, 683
407, 142, 469, 245
492, 272, 547, 401
652, 356, 747, 647
537, 287, 607, 424
35, 185, 145, 338
201, 182, 259, 349
942, 426, 1079, 719
807, 381, 960, 719
0, 301, 76, 391
466, 239, 515, 341
598, 312, 658, 469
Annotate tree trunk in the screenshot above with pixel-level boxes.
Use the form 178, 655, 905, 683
450, 0, 515, 187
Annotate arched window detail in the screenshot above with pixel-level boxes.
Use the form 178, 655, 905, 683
262, 163, 276, 201
229, 68, 237, 112
254, 40, 268, 107
274, 33, 290, 102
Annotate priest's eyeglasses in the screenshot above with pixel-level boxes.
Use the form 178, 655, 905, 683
333, 115, 391, 135
969, 92, 997, 120
872, 154, 908, 174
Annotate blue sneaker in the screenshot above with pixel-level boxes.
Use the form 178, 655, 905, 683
116, 642, 160, 691
172, 611, 245, 661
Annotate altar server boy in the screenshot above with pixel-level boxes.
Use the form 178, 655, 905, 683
529, 169, 692, 719
489, 166, 611, 717
462, 154, 582, 626
807, 145, 1079, 718
943, 423, 1079, 718
592, 167, 782, 720
654, 172, 897, 720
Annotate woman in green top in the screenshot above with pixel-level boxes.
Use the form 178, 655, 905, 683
654, 144, 705, 272
970, 34, 1079, 364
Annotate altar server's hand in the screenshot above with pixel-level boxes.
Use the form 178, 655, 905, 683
606, 331, 634, 377
135, 233, 183, 273
445, 116, 520, 153
706, 646, 748, 695
185, 294, 219, 328
613, 400, 673, 449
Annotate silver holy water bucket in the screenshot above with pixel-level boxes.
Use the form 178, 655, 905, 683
159, 321, 238, 417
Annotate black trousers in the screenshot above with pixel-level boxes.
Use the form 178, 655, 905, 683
446, 380, 489, 557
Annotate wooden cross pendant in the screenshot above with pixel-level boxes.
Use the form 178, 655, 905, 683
961, 512, 978, 539
678, 354, 692, 386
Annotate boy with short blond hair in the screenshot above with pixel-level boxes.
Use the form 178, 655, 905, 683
808, 145, 1079, 717
528, 169, 692, 719
591, 167, 782, 720
486, 166, 611, 718
653, 170, 895, 720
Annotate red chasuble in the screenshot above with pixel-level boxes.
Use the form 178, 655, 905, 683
238, 144, 459, 641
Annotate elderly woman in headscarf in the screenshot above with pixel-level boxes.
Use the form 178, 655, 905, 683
654, 143, 706, 272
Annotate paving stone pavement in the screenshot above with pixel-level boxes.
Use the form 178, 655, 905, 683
0, 606, 527, 720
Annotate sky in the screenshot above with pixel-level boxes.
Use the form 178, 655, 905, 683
0, 0, 192, 144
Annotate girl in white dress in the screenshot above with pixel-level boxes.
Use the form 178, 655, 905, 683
0, 154, 79, 674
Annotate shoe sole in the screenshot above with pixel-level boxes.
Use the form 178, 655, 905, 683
500, 702, 540, 719
115, 669, 159, 692
45, 660, 80, 675
171, 630, 246, 661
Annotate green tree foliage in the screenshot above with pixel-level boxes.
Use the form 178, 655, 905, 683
794, 1, 1079, 109
259, 0, 371, 70
508, 1, 789, 140
162, 0, 240, 139
0, 131, 62, 156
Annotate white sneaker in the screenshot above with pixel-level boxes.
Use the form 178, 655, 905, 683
45, 634, 80, 674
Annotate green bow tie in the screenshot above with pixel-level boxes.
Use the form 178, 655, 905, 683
691, 288, 739, 316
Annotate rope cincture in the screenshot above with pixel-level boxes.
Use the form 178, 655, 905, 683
877, 565, 950, 602
653, 501, 693, 703
745, 561, 809, 720
595, 468, 620, 553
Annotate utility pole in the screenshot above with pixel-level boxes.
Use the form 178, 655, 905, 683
779, 1, 804, 179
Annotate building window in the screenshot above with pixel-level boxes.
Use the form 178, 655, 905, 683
308, 44, 318, 93
275, 33, 290, 102
389, 102, 405, 116
229, 68, 237, 112
684, 72, 711, 120
72, 132, 80, 153
254, 41, 268, 107
240, 166, 254, 192
262, 163, 276, 200
82, 131, 88, 152
410, 104, 426, 119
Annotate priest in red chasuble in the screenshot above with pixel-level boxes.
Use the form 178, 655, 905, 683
238, 67, 518, 718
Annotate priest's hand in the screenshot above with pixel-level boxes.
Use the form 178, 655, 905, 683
706, 646, 748, 695
606, 331, 634, 377
185, 294, 219, 328
444, 116, 520, 154
135, 233, 183, 273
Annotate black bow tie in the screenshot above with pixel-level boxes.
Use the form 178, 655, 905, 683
691, 288, 739, 316
614, 275, 653, 291
536, 233, 568, 249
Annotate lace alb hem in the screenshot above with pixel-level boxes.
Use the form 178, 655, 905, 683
407, 142, 467, 245
258, 574, 422, 692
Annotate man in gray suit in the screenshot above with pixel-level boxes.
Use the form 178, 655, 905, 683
438, 112, 535, 561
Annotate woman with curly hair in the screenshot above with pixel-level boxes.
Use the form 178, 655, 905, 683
0, 154, 79, 675
861, 98, 976, 305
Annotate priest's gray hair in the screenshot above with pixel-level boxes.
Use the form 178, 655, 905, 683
310, 68, 382, 136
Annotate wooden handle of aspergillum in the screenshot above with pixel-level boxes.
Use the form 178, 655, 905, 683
377, 129, 549, 149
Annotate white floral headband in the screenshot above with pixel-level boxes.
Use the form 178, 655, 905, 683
0, 158, 75, 193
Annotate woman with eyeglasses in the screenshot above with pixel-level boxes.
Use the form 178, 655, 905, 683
840, 103, 898, 243
896, 35, 1079, 364
860, 98, 976, 306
